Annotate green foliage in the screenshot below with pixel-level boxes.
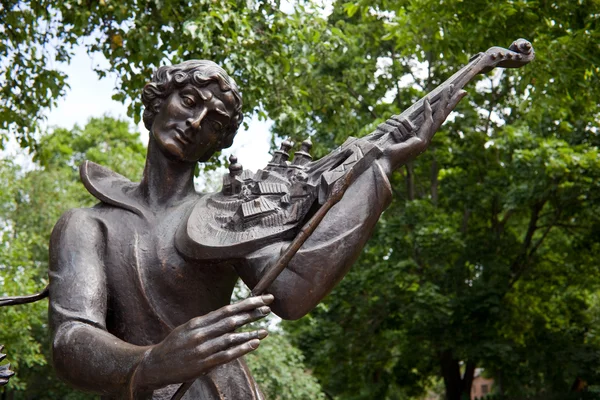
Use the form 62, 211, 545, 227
278, 1, 600, 400
2, 0, 337, 155
246, 333, 326, 400
2, 0, 600, 399
0, 1, 71, 149
0, 116, 145, 398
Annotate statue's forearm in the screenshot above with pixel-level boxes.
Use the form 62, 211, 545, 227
241, 161, 393, 320
52, 321, 150, 398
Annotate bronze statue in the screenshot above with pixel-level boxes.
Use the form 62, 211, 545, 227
0, 346, 14, 387
0, 40, 534, 399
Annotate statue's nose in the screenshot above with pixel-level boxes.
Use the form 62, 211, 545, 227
186, 108, 207, 130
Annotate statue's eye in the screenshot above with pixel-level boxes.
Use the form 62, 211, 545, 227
182, 96, 195, 107
212, 120, 223, 131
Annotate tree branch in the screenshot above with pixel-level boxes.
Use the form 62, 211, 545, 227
345, 84, 378, 119
483, 77, 495, 136
510, 200, 545, 274
527, 210, 561, 259
406, 163, 415, 201
461, 207, 471, 234
538, 222, 589, 230
491, 195, 500, 236
425, 50, 433, 91
391, 51, 404, 111
507, 201, 555, 290
430, 149, 439, 206
406, 67, 424, 91
498, 209, 515, 233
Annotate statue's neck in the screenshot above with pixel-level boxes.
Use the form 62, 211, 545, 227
138, 136, 196, 208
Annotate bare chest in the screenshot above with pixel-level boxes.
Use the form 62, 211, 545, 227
101, 204, 239, 341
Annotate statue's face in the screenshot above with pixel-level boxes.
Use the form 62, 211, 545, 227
151, 82, 236, 163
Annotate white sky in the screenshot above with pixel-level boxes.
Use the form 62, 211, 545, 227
45, 45, 273, 176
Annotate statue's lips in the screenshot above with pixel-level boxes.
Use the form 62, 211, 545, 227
174, 127, 191, 145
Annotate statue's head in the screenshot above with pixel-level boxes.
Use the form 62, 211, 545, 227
142, 60, 243, 162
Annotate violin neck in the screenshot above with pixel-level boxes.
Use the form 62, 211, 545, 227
368, 39, 534, 141
370, 52, 486, 140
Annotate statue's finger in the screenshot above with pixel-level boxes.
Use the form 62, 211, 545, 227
389, 117, 415, 142
432, 87, 454, 126
417, 98, 434, 141
200, 339, 262, 371
423, 97, 433, 121
188, 294, 274, 329
445, 85, 456, 110
433, 89, 467, 128
378, 121, 402, 137
385, 117, 403, 127
449, 90, 468, 110
198, 330, 268, 357
388, 116, 414, 131
401, 118, 415, 133
224, 295, 274, 315
438, 86, 451, 113
199, 306, 271, 339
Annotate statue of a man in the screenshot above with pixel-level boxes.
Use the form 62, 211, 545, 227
47, 60, 461, 399
45, 38, 535, 398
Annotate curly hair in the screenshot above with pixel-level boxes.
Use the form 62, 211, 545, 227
142, 60, 243, 149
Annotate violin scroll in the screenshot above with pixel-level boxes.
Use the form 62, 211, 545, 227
480, 38, 535, 72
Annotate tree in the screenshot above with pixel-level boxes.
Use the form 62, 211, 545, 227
0, 116, 145, 398
1, 0, 335, 154
280, 1, 600, 399
2, 0, 600, 399
246, 332, 326, 400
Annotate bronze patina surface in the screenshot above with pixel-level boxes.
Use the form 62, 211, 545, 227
0, 346, 14, 387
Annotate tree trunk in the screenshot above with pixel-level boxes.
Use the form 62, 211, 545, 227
406, 163, 415, 201
463, 361, 476, 398
430, 153, 439, 205
440, 350, 462, 400
440, 350, 476, 400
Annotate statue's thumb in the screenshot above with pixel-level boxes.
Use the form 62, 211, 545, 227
449, 90, 468, 110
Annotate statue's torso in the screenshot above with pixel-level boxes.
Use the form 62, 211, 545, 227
89, 199, 263, 400
95, 199, 238, 344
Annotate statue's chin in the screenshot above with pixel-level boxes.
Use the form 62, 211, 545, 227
196, 151, 217, 163
154, 141, 193, 164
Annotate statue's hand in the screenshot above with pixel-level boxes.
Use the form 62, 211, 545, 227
379, 85, 467, 176
133, 294, 274, 391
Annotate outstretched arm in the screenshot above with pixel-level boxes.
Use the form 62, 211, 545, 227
235, 39, 535, 320
236, 86, 466, 320
236, 159, 393, 320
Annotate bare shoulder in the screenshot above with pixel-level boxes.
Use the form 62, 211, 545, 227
52, 207, 105, 236
49, 208, 107, 270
